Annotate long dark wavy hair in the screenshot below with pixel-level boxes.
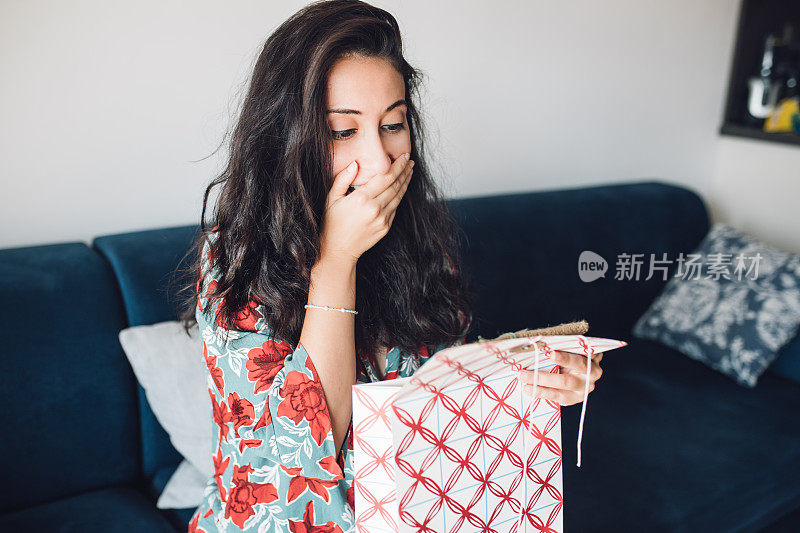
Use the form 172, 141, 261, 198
176, 0, 474, 358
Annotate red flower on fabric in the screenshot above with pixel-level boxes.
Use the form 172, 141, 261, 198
277, 370, 331, 446
206, 279, 218, 303
204, 343, 225, 396
288, 501, 345, 533
418, 343, 430, 359
254, 404, 272, 432
213, 444, 230, 502
209, 389, 232, 442
224, 464, 278, 529
188, 511, 207, 533
232, 299, 263, 331
246, 339, 292, 394
237, 439, 262, 453
227, 392, 254, 438
347, 484, 355, 512
279, 464, 340, 503
317, 456, 344, 480
215, 297, 263, 332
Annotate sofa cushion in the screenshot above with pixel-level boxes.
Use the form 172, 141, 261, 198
118, 321, 212, 479
559, 336, 800, 531
632, 223, 800, 387
0, 485, 174, 532
0, 243, 139, 513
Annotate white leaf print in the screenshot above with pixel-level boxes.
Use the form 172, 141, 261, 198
280, 447, 302, 466
276, 435, 300, 448
267, 434, 279, 456
274, 413, 310, 437
251, 463, 280, 484
228, 353, 242, 376
258, 509, 289, 533
202, 325, 218, 347
227, 346, 252, 359
303, 437, 312, 458
221, 328, 244, 342
246, 505, 267, 529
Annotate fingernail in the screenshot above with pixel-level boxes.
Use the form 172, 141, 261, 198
348, 160, 357, 170
403, 152, 411, 161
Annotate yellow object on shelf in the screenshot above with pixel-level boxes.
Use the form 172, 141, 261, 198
763, 97, 800, 133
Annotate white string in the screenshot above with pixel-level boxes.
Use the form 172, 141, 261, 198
516, 335, 542, 530
575, 334, 593, 468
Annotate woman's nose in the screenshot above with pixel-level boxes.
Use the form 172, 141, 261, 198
357, 130, 393, 176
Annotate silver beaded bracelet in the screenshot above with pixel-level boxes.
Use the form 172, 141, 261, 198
304, 304, 358, 315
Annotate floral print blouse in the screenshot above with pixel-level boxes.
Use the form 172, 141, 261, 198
188, 229, 463, 532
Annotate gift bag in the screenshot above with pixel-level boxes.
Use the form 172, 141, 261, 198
352, 334, 628, 532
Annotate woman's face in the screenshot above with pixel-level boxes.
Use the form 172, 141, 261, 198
326, 55, 411, 188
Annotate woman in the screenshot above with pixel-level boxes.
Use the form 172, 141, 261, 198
180, 1, 604, 531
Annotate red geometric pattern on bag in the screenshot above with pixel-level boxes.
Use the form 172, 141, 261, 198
352, 335, 627, 533
392, 339, 564, 533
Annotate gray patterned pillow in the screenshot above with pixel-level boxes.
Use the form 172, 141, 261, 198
632, 223, 800, 387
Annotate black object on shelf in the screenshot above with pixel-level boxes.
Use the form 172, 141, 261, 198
720, 0, 800, 146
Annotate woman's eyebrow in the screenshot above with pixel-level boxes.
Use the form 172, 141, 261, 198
327, 99, 406, 115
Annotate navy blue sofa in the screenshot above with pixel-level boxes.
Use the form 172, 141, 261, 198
1, 181, 798, 532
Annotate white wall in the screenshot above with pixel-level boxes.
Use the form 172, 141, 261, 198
5, 0, 794, 253
709, 138, 800, 254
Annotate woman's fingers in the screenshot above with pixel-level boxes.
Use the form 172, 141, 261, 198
551, 350, 602, 381
377, 158, 414, 209
519, 368, 592, 392
517, 349, 604, 407
362, 153, 412, 200
521, 383, 589, 406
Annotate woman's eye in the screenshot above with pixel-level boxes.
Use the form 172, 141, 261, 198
331, 129, 356, 140
331, 123, 405, 140
383, 122, 405, 133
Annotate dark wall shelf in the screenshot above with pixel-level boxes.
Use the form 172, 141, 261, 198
719, 0, 800, 147
720, 123, 800, 146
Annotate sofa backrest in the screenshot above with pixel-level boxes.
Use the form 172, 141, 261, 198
93, 226, 202, 481
0, 242, 139, 513
449, 180, 711, 341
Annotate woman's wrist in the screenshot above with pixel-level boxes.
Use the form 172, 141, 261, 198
318, 247, 359, 269
309, 250, 358, 309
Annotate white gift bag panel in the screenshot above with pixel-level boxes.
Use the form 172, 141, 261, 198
352, 378, 409, 532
